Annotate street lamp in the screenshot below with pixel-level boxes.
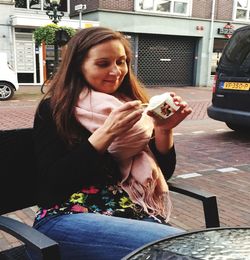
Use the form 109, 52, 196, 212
45, 0, 64, 75
46, 0, 64, 25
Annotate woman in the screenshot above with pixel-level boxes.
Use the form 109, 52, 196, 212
32, 26, 192, 259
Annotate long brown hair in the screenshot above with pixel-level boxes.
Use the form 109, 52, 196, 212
40, 26, 149, 145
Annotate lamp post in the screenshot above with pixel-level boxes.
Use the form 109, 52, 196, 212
46, 0, 64, 25
46, 0, 64, 70
206, 0, 216, 87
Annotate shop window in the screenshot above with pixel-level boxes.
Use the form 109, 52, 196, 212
136, 0, 190, 16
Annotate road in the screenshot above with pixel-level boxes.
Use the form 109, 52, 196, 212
0, 86, 249, 250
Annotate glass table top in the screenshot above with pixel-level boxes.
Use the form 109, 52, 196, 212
126, 228, 250, 260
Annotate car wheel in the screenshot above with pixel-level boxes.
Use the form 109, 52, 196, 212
226, 122, 250, 133
0, 81, 15, 101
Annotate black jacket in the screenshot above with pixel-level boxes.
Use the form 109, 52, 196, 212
33, 99, 176, 208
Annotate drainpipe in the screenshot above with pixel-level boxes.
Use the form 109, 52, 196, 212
206, 0, 216, 87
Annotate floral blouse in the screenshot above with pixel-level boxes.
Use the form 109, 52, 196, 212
35, 184, 160, 223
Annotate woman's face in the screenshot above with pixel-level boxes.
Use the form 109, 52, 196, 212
81, 39, 128, 94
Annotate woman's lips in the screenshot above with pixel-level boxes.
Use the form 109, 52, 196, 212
104, 79, 119, 84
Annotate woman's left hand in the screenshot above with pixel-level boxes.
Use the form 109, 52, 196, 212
147, 92, 192, 131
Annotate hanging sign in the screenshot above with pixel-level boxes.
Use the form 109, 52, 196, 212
217, 23, 234, 39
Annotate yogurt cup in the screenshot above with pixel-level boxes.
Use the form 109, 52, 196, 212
145, 92, 179, 119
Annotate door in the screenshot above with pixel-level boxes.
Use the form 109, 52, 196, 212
137, 34, 196, 87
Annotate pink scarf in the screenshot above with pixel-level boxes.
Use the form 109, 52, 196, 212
75, 88, 172, 221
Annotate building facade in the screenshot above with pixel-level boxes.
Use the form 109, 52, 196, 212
0, 0, 250, 86
0, 0, 99, 85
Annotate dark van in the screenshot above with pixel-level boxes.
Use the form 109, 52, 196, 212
207, 25, 250, 132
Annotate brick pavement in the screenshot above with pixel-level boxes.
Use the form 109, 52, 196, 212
0, 86, 250, 251
0, 86, 211, 130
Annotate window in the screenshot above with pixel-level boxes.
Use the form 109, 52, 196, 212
15, 0, 68, 12
15, 0, 27, 8
235, 0, 250, 20
135, 0, 190, 16
29, 0, 41, 10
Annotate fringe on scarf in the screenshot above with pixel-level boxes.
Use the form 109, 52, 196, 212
121, 177, 172, 223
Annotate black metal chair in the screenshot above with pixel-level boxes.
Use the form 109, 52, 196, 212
0, 128, 60, 260
0, 128, 220, 260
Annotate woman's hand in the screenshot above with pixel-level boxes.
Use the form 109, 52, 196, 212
147, 92, 192, 131
147, 92, 192, 154
88, 100, 143, 153
101, 100, 144, 138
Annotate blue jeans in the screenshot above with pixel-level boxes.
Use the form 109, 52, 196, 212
29, 213, 184, 260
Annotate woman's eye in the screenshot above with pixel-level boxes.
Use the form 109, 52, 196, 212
117, 60, 126, 65
97, 62, 109, 68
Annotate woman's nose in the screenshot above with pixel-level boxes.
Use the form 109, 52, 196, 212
109, 65, 121, 76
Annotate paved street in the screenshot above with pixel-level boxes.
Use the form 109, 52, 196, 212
0, 85, 249, 251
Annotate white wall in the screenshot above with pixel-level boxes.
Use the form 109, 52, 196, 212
0, 2, 15, 66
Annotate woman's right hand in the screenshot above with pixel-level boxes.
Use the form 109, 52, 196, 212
88, 100, 143, 153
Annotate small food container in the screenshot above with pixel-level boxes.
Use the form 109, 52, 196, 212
146, 92, 179, 119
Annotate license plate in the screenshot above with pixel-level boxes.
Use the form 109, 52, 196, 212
219, 82, 250, 90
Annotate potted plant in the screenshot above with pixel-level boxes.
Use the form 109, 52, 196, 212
33, 24, 76, 45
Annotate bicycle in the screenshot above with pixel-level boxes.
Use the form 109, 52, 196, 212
41, 72, 53, 94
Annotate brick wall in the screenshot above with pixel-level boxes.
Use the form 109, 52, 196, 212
70, 0, 234, 22
216, 0, 233, 21
192, 0, 233, 21
99, 0, 133, 11
70, 0, 134, 17
192, 0, 212, 19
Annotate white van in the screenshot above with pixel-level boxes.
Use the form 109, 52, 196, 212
0, 53, 19, 101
